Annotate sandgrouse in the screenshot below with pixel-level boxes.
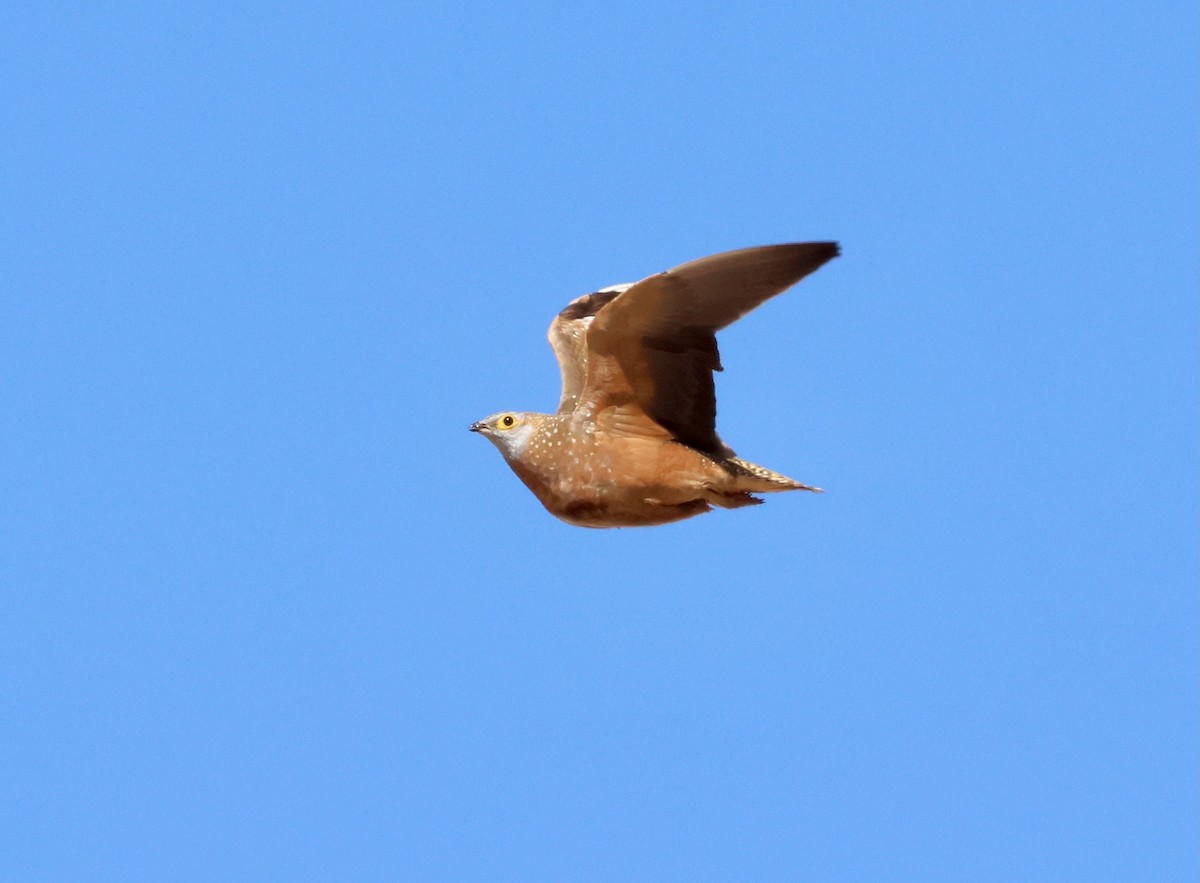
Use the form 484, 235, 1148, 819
470, 242, 839, 528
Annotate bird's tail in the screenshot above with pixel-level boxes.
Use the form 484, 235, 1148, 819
725, 457, 822, 493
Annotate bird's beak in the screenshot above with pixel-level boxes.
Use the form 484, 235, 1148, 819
469, 421, 484, 433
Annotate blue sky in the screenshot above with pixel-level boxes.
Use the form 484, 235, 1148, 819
2, 2, 1196, 880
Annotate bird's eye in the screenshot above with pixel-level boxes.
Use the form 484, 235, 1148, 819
499, 414, 517, 429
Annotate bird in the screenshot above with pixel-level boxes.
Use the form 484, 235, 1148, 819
470, 241, 840, 528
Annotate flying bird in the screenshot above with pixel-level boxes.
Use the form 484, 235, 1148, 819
470, 242, 839, 528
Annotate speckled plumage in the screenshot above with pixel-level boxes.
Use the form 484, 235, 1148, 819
471, 242, 839, 528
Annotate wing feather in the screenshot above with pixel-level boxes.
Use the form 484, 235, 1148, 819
580, 242, 839, 455
547, 285, 629, 413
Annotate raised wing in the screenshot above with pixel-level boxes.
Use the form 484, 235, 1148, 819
579, 242, 839, 456
547, 284, 630, 413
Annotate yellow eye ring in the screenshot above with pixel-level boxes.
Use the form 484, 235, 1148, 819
499, 414, 516, 429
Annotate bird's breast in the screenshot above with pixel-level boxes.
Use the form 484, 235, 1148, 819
503, 419, 719, 527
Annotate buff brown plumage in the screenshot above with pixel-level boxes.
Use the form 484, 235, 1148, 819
471, 242, 839, 528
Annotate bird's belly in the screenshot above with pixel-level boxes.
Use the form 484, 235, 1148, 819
553, 496, 710, 528
520, 438, 718, 528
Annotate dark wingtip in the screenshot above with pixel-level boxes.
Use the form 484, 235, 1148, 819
812, 241, 841, 261
769, 240, 840, 281
758, 240, 840, 273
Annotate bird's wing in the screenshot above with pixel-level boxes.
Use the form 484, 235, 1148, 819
547, 284, 631, 414
578, 242, 839, 456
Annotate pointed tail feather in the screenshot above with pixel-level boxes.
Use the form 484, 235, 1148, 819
726, 457, 823, 493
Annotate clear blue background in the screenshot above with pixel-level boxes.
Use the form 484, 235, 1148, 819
2, 2, 1196, 880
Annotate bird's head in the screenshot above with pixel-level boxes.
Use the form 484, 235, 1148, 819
469, 411, 540, 459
